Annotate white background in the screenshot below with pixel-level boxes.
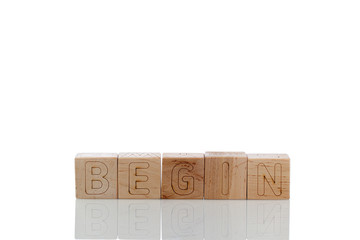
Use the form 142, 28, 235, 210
0, 1, 359, 239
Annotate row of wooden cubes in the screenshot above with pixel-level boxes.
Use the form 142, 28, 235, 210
75, 152, 290, 199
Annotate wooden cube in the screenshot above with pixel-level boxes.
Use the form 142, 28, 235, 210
162, 153, 204, 199
118, 152, 161, 199
204, 152, 247, 199
75, 153, 118, 199
247, 154, 290, 200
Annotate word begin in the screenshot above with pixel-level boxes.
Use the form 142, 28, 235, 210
75, 152, 290, 199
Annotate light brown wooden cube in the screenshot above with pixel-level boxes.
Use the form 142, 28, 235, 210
247, 154, 290, 200
118, 152, 161, 199
162, 153, 204, 199
204, 152, 247, 199
75, 153, 118, 199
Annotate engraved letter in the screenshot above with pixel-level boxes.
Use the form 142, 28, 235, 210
257, 163, 282, 196
171, 163, 194, 195
221, 162, 230, 195
85, 162, 109, 195
129, 162, 150, 195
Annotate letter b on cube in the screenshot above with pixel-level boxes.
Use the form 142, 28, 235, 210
75, 153, 118, 199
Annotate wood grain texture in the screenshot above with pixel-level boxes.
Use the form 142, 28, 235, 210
247, 154, 290, 200
118, 152, 161, 199
162, 153, 204, 199
75, 153, 118, 199
204, 152, 247, 199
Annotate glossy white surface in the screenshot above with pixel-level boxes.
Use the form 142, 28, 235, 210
75, 199, 289, 240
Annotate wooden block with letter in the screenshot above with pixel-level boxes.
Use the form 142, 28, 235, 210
162, 153, 204, 199
118, 152, 161, 199
247, 154, 290, 200
204, 152, 247, 199
75, 153, 118, 199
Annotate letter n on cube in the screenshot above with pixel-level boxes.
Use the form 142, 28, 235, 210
247, 154, 290, 200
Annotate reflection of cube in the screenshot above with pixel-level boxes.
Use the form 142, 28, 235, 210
75, 199, 118, 239
205, 152, 247, 199
162, 153, 204, 199
118, 199, 160, 239
247, 200, 290, 240
162, 200, 204, 240
75, 153, 118, 199
247, 154, 290, 200
204, 200, 246, 240
118, 153, 161, 199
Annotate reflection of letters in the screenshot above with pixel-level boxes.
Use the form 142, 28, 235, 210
247, 200, 289, 240
118, 199, 160, 239
129, 203, 150, 236
163, 200, 204, 240
257, 204, 281, 235
220, 205, 230, 237
76, 199, 289, 240
85, 203, 109, 236
171, 204, 195, 235
75, 199, 118, 239
129, 162, 150, 195
85, 162, 109, 195
204, 200, 247, 240
171, 163, 194, 195
257, 163, 282, 196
